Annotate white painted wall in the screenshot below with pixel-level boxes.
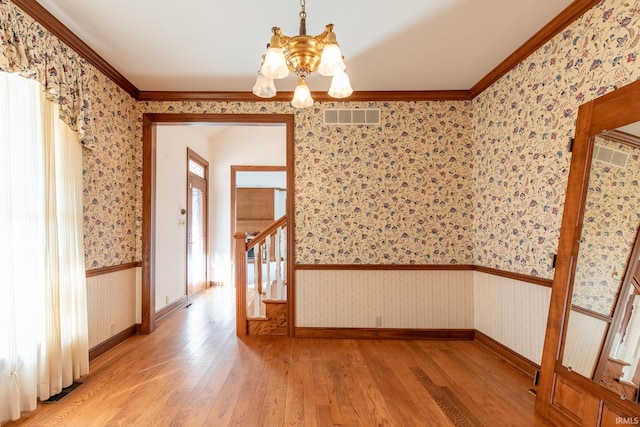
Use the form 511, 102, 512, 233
155, 125, 212, 310
86, 268, 137, 348
563, 309, 608, 378
473, 271, 552, 365
296, 270, 475, 328
154, 124, 286, 310
208, 126, 286, 287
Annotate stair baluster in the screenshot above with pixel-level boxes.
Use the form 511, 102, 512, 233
236, 215, 288, 336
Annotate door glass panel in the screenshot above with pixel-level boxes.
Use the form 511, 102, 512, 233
189, 160, 205, 178
189, 185, 206, 290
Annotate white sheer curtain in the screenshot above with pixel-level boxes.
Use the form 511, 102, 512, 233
0, 72, 89, 423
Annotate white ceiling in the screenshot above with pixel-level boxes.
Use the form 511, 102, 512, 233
34, 0, 575, 92
237, 171, 286, 189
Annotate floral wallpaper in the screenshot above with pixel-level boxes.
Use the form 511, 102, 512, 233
136, 100, 475, 265
293, 102, 474, 264
473, 0, 640, 279
0, 0, 96, 148
82, 71, 139, 268
8, 0, 640, 276
571, 136, 640, 315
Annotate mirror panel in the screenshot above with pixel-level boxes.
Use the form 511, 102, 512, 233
602, 255, 640, 400
561, 128, 640, 401
571, 135, 639, 314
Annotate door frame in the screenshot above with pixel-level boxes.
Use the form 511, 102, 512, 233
230, 165, 287, 269
142, 113, 295, 335
186, 147, 209, 298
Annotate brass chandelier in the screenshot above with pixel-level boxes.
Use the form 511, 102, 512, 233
252, 0, 353, 108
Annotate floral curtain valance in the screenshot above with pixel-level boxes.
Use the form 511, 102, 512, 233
0, 0, 96, 149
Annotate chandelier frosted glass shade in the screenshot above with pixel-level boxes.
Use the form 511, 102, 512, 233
252, 0, 352, 108
318, 43, 346, 76
328, 70, 353, 98
252, 73, 277, 98
260, 42, 289, 80
291, 79, 314, 108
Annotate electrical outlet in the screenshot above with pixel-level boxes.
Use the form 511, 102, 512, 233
375, 316, 382, 328
109, 323, 115, 336
166, 296, 169, 304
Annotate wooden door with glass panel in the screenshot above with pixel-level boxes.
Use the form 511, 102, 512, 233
187, 149, 208, 297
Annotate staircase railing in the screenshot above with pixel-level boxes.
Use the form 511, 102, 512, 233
234, 215, 287, 336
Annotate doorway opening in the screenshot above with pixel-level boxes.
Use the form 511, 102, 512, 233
230, 166, 287, 266
142, 113, 295, 335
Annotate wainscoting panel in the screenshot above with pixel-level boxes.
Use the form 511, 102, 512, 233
562, 309, 608, 378
86, 267, 137, 348
473, 271, 551, 365
295, 270, 474, 328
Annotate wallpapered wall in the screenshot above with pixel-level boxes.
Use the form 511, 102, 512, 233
22, 0, 640, 276
82, 72, 139, 269
134, 100, 474, 266
473, 0, 640, 279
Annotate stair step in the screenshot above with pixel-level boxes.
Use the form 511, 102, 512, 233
248, 317, 287, 335
264, 301, 287, 323
270, 325, 287, 336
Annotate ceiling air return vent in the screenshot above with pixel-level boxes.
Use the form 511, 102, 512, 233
323, 109, 380, 125
593, 143, 629, 168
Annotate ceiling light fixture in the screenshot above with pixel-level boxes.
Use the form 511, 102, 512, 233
252, 0, 353, 108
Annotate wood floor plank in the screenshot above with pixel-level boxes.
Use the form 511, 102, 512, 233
361, 339, 455, 426
4, 287, 550, 427
412, 340, 548, 426
309, 339, 347, 426
282, 338, 308, 426
170, 338, 241, 426
228, 337, 274, 426
320, 338, 375, 426
341, 339, 401, 426
257, 336, 290, 427
201, 339, 256, 426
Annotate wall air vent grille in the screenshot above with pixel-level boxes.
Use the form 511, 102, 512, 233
593, 143, 629, 168
323, 109, 380, 125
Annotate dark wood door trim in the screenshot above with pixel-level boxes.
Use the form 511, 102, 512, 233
142, 114, 295, 335
187, 148, 209, 298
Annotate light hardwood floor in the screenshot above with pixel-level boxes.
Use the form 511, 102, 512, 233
5, 287, 550, 426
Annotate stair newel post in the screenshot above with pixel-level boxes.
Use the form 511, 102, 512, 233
233, 232, 248, 337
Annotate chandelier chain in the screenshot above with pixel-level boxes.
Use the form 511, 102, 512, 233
300, 0, 306, 19
298, 0, 307, 35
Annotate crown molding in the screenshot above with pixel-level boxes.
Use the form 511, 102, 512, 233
11, 0, 139, 99
15, 0, 600, 102
137, 90, 472, 102
600, 129, 640, 149
470, 0, 601, 97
